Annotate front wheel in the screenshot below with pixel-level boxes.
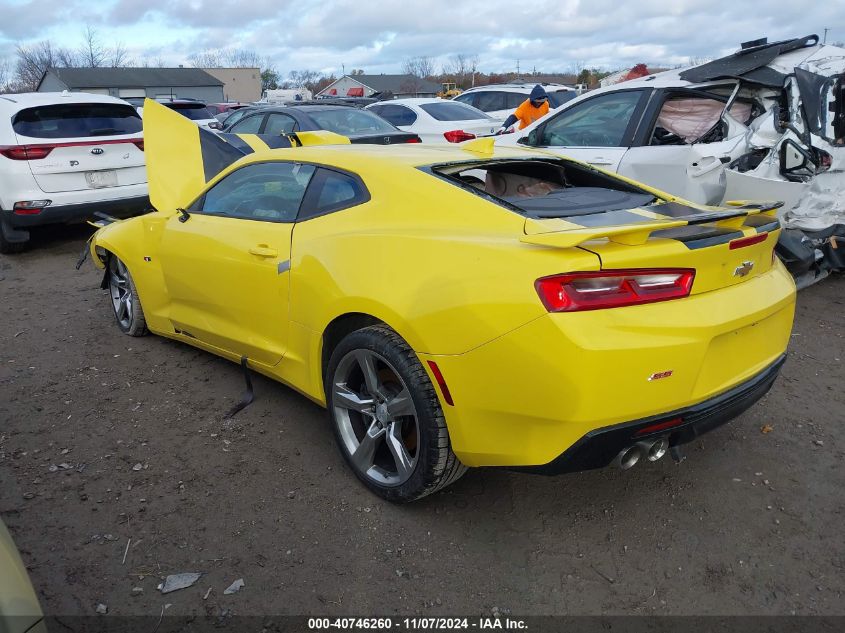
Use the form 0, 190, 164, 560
107, 255, 147, 336
326, 325, 467, 502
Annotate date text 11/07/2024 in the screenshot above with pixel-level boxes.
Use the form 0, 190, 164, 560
307, 617, 528, 630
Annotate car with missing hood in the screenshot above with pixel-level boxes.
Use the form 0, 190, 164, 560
85, 99, 795, 502
497, 35, 845, 288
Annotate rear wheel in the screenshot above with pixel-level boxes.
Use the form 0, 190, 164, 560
108, 255, 147, 336
326, 325, 467, 502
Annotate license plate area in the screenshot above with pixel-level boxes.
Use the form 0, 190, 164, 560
85, 170, 118, 188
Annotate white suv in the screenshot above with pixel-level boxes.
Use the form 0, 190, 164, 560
453, 83, 578, 120
0, 92, 149, 253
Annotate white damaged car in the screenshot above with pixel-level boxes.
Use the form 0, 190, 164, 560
497, 34, 844, 288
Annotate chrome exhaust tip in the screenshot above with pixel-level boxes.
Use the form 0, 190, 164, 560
636, 438, 669, 462
614, 444, 642, 470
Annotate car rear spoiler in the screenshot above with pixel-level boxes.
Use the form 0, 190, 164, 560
521, 201, 782, 248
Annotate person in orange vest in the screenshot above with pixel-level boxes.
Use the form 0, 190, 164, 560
497, 85, 549, 133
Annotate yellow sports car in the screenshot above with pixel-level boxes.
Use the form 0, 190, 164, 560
88, 100, 795, 502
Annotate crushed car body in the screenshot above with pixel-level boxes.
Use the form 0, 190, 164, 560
499, 34, 845, 288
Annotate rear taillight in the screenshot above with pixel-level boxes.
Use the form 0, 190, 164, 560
404, 136, 422, 143
535, 269, 695, 312
0, 145, 54, 160
729, 232, 768, 250
133, 140, 144, 151
443, 130, 476, 143
13, 200, 51, 215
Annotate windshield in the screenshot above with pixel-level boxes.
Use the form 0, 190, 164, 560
307, 109, 398, 135
420, 102, 492, 121
12, 103, 142, 138
166, 103, 214, 121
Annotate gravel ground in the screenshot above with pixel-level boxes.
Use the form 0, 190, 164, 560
1, 225, 843, 617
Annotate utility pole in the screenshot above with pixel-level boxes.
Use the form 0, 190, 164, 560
823, 28, 829, 44
516, 59, 520, 78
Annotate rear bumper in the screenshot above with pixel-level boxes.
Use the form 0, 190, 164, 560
515, 354, 786, 475
4, 195, 151, 228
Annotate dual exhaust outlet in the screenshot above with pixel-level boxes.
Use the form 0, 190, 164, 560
614, 437, 669, 470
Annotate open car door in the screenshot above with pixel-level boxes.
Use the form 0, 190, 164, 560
616, 88, 753, 205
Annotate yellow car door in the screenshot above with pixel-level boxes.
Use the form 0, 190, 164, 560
157, 161, 317, 366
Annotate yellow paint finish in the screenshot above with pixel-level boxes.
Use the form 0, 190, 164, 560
90, 103, 796, 469
424, 262, 795, 466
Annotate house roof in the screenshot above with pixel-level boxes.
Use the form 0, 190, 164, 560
41, 67, 225, 90
322, 74, 442, 95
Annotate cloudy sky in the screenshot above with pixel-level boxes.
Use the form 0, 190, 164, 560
1, 0, 843, 75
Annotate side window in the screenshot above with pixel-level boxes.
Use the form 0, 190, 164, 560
372, 104, 417, 127
474, 91, 507, 112
263, 113, 298, 136
299, 168, 370, 220
651, 96, 727, 145
199, 162, 316, 222
539, 90, 644, 147
505, 92, 527, 109
223, 109, 248, 128
229, 113, 265, 134
453, 93, 476, 108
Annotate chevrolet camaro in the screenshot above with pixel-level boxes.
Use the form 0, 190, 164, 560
88, 100, 796, 502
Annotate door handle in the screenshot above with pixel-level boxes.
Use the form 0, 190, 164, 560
248, 245, 278, 258
589, 158, 612, 165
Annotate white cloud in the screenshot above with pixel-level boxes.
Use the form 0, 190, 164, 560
0, 0, 842, 75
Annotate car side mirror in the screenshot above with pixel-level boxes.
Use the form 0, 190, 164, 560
779, 139, 817, 181
518, 129, 540, 146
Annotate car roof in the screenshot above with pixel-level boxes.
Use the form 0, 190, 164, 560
373, 98, 451, 106
229, 140, 545, 172
462, 83, 576, 93
0, 91, 135, 114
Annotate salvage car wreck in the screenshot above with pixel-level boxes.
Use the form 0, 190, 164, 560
499, 34, 845, 288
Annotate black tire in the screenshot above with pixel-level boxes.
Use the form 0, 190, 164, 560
325, 325, 467, 502
107, 254, 148, 337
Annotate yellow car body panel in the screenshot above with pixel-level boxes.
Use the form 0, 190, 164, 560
90, 103, 796, 469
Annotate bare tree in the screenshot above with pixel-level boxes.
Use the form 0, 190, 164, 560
402, 56, 435, 79
56, 47, 79, 68
188, 50, 223, 68
285, 69, 321, 91
109, 42, 129, 67
189, 48, 263, 69
226, 49, 262, 68
441, 53, 478, 88
79, 24, 107, 67
14, 41, 59, 91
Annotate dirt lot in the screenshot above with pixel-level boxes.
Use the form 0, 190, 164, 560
1, 225, 844, 618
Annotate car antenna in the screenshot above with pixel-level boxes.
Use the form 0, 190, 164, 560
177, 207, 190, 223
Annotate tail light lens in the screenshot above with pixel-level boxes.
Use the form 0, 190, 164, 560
13, 200, 52, 215
0, 145, 54, 160
535, 269, 695, 312
729, 232, 768, 249
443, 130, 476, 143
404, 136, 422, 143
0, 138, 144, 160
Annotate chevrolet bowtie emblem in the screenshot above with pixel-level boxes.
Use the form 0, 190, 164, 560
734, 261, 755, 277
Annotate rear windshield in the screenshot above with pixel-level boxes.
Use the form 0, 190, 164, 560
12, 103, 142, 139
307, 109, 397, 135
548, 91, 577, 108
433, 159, 656, 219
165, 103, 214, 120
420, 102, 492, 121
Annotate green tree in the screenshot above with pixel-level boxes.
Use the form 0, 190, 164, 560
261, 68, 279, 91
